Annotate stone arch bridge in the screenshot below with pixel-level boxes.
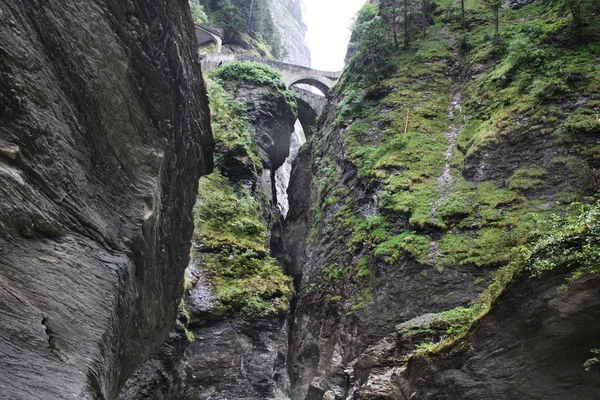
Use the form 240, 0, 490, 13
195, 24, 223, 53
200, 52, 340, 129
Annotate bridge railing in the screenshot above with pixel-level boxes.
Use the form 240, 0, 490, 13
201, 53, 340, 80
195, 23, 224, 38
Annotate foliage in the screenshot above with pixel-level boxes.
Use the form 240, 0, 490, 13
211, 61, 297, 114
305, 0, 599, 342
201, 248, 292, 317
194, 70, 297, 318
354, 257, 372, 278
195, 171, 266, 251
583, 349, 600, 371
321, 263, 348, 281
189, 0, 209, 23
375, 232, 430, 264
410, 198, 600, 360
194, 170, 292, 318
527, 201, 600, 279
198, 0, 281, 58
178, 299, 196, 342
346, 2, 396, 83
207, 79, 261, 173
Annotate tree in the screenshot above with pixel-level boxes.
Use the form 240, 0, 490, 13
347, 3, 395, 81
247, 0, 255, 30
486, 0, 500, 37
461, 0, 465, 31
380, 0, 400, 49
189, 0, 209, 24
403, 0, 410, 46
422, 0, 428, 36
543, 0, 582, 24
493, 1, 499, 36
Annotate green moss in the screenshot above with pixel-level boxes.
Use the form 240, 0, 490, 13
207, 79, 261, 173
506, 167, 547, 191
307, 0, 599, 319
195, 171, 267, 252
211, 61, 297, 114
411, 197, 600, 361
347, 215, 389, 252
437, 180, 477, 221
375, 232, 430, 265
201, 248, 291, 317
353, 257, 371, 278
178, 299, 196, 342
347, 287, 373, 314
527, 200, 600, 279
321, 263, 349, 281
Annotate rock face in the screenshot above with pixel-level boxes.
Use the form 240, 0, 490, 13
395, 270, 600, 399
120, 72, 296, 400
271, 0, 311, 67
282, 106, 487, 399
280, 1, 600, 398
224, 81, 296, 174
0, 1, 212, 398
276, 120, 306, 216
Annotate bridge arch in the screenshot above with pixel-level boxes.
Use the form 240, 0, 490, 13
195, 24, 223, 53
288, 78, 330, 98
295, 97, 318, 137
200, 53, 339, 118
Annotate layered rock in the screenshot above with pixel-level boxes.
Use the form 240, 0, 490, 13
394, 270, 600, 399
120, 65, 296, 400
281, 0, 600, 398
0, 0, 213, 399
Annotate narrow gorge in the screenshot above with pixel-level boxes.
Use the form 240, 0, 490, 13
1, 0, 600, 399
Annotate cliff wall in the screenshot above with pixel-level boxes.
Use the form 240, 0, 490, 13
0, 1, 213, 398
283, 0, 600, 398
271, 0, 311, 67
120, 62, 296, 400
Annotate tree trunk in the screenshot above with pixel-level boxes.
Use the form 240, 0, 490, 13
247, 0, 255, 31
404, 0, 410, 47
493, 3, 499, 37
392, 4, 399, 50
566, 0, 580, 24
461, 0, 465, 31
422, 0, 427, 36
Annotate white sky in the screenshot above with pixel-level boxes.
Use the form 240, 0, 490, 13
302, 0, 367, 71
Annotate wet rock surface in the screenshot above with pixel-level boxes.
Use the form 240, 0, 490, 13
396, 270, 600, 399
0, 0, 212, 398
223, 81, 296, 173
120, 75, 296, 400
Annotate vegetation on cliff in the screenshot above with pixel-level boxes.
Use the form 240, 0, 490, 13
195, 0, 282, 58
309, 0, 599, 285
408, 197, 600, 359
211, 61, 297, 113
292, 2, 600, 387
189, 67, 293, 318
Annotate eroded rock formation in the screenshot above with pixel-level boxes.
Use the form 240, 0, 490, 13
0, 1, 212, 398
120, 67, 296, 400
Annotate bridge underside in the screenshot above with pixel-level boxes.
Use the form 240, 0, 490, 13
196, 26, 222, 53
296, 98, 318, 137
288, 78, 330, 98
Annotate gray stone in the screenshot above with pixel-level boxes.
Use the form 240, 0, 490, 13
0, 0, 213, 398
